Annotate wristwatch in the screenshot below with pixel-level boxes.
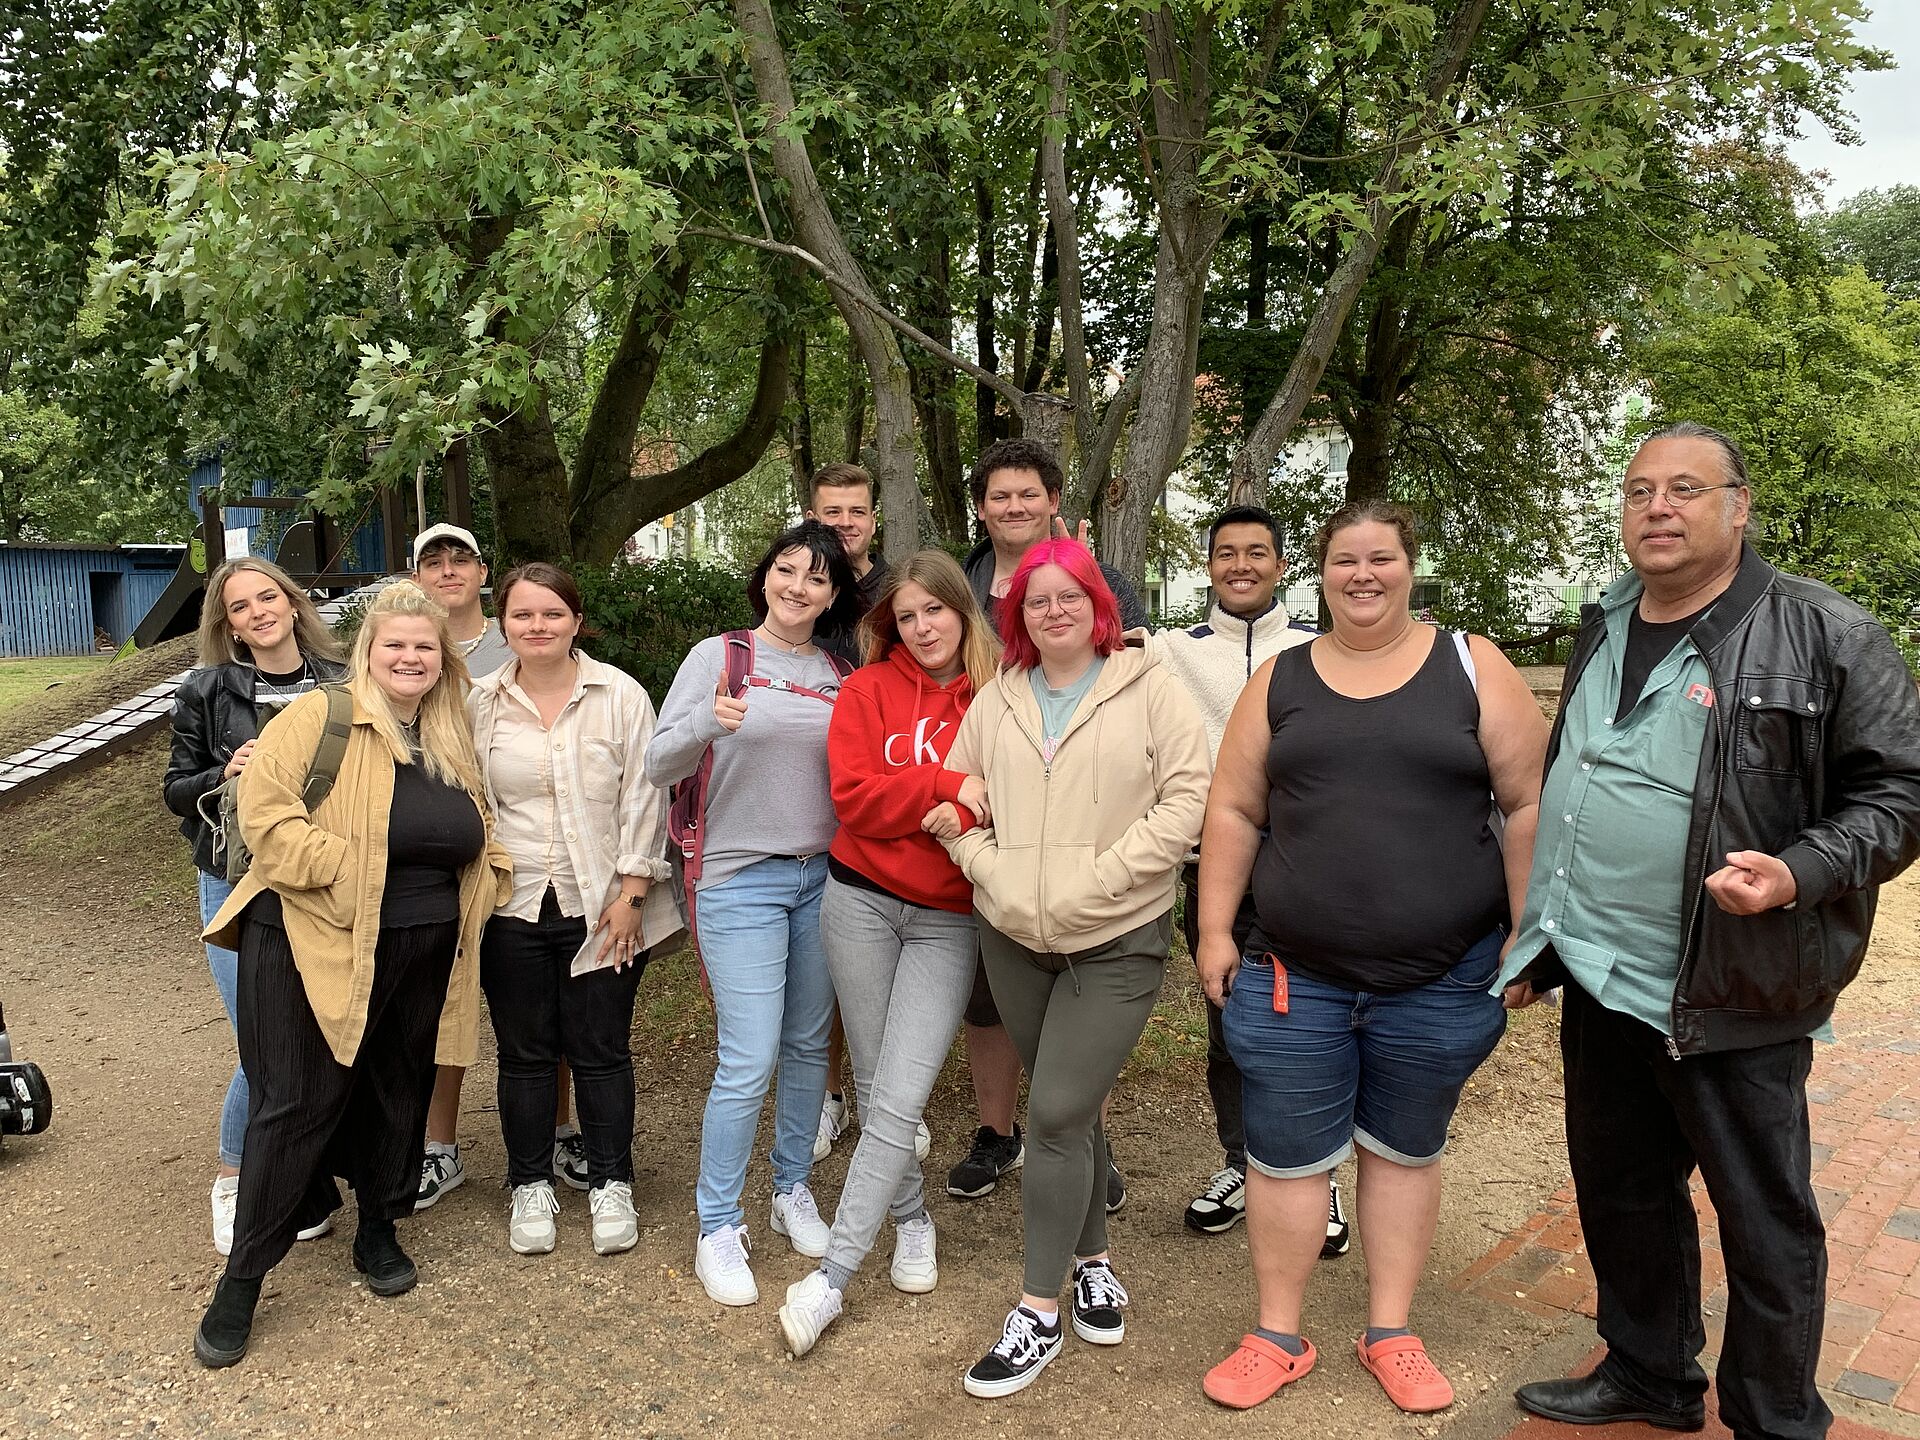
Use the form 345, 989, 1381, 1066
623, 893, 645, 909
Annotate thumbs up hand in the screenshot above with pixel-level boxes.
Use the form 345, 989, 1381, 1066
713, 674, 748, 733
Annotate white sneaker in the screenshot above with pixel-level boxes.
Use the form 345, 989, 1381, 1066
770, 1183, 830, 1258
589, 1181, 638, 1255
778, 1270, 844, 1358
915, 1120, 931, 1161
295, 1216, 333, 1242
890, 1213, 938, 1294
812, 1093, 852, 1161
415, 1145, 464, 1211
508, 1181, 560, 1255
695, 1223, 758, 1306
211, 1176, 239, 1257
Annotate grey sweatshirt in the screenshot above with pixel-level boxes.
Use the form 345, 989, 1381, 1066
645, 635, 843, 890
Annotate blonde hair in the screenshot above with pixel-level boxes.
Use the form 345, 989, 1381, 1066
348, 580, 483, 796
197, 558, 345, 669
859, 549, 1001, 691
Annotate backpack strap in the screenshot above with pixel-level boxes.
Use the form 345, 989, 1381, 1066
722, 629, 755, 698
300, 684, 354, 810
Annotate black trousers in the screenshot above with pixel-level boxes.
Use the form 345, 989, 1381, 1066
480, 889, 644, 1189
1181, 863, 1250, 1170
228, 914, 459, 1280
1562, 982, 1832, 1440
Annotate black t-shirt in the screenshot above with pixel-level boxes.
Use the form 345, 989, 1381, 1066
382, 758, 486, 927
1617, 602, 1712, 721
1245, 636, 1506, 991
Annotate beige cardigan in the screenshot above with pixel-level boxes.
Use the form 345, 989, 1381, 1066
205, 687, 513, 1067
941, 644, 1211, 953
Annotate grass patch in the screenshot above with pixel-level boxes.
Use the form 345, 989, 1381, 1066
0, 656, 110, 722
0, 635, 196, 756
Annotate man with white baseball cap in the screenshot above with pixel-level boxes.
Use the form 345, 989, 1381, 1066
411, 523, 511, 679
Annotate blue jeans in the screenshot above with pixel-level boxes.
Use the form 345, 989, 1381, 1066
199, 869, 247, 1167
1225, 928, 1506, 1177
694, 855, 834, 1234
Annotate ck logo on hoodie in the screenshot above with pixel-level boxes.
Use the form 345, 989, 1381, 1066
885, 718, 952, 766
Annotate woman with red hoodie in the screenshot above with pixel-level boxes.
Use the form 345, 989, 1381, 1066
779, 550, 1000, 1358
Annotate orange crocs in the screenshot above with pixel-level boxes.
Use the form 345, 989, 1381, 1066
1203, 1333, 1318, 1408
1356, 1333, 1454, 1413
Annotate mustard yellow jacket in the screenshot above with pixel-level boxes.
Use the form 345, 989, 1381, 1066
941, 645, 1211, 953
204, 687, 513, 1067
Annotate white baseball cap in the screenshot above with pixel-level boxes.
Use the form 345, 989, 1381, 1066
411, 523, 483, 568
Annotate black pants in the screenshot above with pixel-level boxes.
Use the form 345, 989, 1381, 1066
1562, 982, 1831, 1440
228, 914, 458, 1280
480, 889, 644, 1189
1182, 864, 1250, 1169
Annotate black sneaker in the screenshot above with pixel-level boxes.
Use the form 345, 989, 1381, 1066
946, 1124, 1024, 1198
963, 1304, 1063, 1398
1322, 1177, 1350, 1257
1070, 1258, 1130, 1344
351, 1222, 418, 1297
1184, 1165, 1247, 1234
1105, 1154, 1128, 1214
194, 1274, 261, 1369
553, 1131, 590, 1191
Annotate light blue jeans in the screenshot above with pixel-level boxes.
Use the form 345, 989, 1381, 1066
199, 869, 247, 1168
694, 855, 835, 1235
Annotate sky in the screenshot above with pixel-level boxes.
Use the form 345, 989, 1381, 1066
1787, 6, 1919, 205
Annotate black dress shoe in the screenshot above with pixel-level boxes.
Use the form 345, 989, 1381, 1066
351, 1222, 418, 1297
194, 1274, 261, 1369
1515, 1372, 1705, 1431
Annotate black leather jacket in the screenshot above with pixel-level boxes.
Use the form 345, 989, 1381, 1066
163, 658, 348, 875
1522, 544, 1920, 1053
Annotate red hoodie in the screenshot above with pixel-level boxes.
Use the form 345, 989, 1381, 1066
828, 644, 977, 913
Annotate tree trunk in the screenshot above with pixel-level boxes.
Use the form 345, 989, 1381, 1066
788, 330, 813, 507
905, 229, 968, 542
733, 0, 922, 562
482, 394, 574, 569
1342, 402, 1392, 501
1248, 211, 1269, 326
1022, 223, 1058, 395
843, 333, 866, 463
1227, 0, 1493, 505
975, 177, 1004, 453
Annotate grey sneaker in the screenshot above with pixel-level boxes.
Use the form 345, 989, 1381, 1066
553, 1132, 590, 1191
415, 1147, 464, 1211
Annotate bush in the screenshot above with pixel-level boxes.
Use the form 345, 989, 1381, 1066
577, 553, 754, 700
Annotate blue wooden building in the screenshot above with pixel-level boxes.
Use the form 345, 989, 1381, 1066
0, 543, 187, 657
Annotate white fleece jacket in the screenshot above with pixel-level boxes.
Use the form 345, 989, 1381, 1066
1149, 598, 1316, 760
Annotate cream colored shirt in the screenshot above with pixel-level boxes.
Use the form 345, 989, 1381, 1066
468, 653, 682, 961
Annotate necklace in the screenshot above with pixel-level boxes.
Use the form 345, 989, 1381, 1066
755, 623, 811, 653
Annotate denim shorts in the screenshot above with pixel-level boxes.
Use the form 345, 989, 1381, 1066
1222, 928, 1507, 1177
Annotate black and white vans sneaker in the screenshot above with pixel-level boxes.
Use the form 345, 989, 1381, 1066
1322, 1177, 1351, 1257
1184, 1165, 1247, 1234
1070, 1258, 1130, 1344
963, 1304, 1064, 1398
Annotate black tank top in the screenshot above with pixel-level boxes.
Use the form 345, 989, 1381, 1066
1245, 633, 1506, 991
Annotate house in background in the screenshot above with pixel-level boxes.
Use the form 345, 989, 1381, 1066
0, 543, 187, 657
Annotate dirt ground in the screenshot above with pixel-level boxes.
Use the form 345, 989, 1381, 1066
2, 736, 1911, 1438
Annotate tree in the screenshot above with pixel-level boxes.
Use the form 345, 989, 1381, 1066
1816, 185, 1920, 299
1630, 265, 1920, 638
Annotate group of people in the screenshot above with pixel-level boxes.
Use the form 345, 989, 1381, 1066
163, 423, 1920, 1439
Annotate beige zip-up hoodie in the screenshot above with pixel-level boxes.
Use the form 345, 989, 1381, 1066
941, 644, 1211, 954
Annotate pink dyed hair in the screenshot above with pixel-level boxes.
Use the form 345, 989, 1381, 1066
997, 540, 1125, 670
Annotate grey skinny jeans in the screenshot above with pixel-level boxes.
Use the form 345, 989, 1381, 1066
979, 910, 1170, 1299
819, 876, 977, 1283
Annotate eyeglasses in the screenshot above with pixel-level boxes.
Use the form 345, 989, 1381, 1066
1022, 589, 1089, 616
1622, 480, 1744, 510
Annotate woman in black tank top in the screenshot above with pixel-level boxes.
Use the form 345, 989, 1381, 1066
1189, 500, 1549, 1414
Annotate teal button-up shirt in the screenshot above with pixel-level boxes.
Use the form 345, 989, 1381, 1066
1494, 574, 1713, 1033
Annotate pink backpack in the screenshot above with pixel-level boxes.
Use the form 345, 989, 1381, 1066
667, 630, 851, 963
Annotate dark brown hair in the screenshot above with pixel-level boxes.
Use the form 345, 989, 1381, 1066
494, 562, 601, 646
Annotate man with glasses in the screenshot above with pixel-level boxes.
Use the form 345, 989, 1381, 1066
1498, 422, 1920, 1440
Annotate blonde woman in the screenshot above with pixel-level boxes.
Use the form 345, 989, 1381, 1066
193, 581, 512, 1369
163, 558, 346, 1255
779, 550, 999, 1356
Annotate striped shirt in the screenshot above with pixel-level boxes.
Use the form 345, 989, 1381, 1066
252, 662, 322, 716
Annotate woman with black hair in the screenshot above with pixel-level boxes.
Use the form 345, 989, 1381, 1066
645, 520, 861, 1307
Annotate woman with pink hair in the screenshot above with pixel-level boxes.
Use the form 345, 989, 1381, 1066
939, 540, 1210, 1398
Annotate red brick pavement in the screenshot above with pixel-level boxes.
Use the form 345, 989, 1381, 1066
1450, 1004, 1920, 1419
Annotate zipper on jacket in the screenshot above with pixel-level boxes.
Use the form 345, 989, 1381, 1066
1668, 639, 1731, 1058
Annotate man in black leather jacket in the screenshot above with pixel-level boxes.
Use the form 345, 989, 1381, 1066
1499, 422, 1920, 1440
